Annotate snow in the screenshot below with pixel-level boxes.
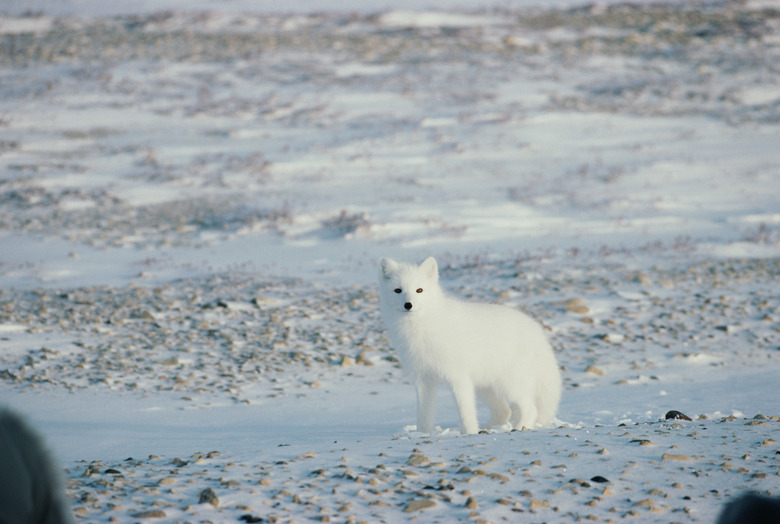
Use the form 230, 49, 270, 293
1, 1, 780, 522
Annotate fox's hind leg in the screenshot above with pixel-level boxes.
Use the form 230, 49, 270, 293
508, 383, 538, 430
478, 387, 511, 428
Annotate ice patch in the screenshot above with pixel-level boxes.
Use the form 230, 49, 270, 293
0, 16, 53, 34
740, 86, 780, 106
377, 10, 502, 28
0, 324, 27, 333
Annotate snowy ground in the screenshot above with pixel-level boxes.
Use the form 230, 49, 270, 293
1, 1, 780, 522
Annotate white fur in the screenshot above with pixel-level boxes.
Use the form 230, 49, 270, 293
378, 256, 561, 435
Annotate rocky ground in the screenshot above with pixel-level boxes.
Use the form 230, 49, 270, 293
2, 255, 779, 522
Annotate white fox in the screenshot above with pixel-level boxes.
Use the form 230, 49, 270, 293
378, 256, 561, 435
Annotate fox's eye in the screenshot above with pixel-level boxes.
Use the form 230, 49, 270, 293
416, 288, 423, 293
394, 288, 402, 294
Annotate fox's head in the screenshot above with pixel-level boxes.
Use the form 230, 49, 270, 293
379, 256, 441, 314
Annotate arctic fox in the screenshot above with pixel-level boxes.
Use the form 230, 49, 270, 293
379, 257, 561, 435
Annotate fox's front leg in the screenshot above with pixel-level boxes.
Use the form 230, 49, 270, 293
449, 376, 479, 435
416, 379, 437, 433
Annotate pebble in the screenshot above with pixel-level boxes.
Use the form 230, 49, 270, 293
665, 410, 692, 421
406, 454, 430, 466
199, 488, 219, 507
585, 365, 605, 375
131, 510, 166, 518
662, 453, 693, 461
562, 298, 589, 314
403, 499, 436, 513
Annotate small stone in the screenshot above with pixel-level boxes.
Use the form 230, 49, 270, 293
489, 473, 510, 483
665, 410, 692, 421
590, 476, 609, 483
403, 499, 436, 513
406, 454, 430, 466
563, 298, 589, 314
356, 348, 374, 366
529, 499, 550, 510
131, 510, 166, 518
662, 453, 693, 461
633, 499, 654, 507
199, 487, 219, 506
631, 439, 654, 446
585, 365, 605, 375
465, 496, 478, 509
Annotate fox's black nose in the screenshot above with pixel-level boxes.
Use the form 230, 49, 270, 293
404, 302, 413, 310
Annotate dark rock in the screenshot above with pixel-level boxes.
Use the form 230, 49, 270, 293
665, 410, 692, 421
240, 515, 265, 523
590, 475, 610, 483
199, 487, 219, 507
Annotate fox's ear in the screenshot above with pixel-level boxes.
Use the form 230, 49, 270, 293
419, 256, 438, 281
380, 258, 400, 279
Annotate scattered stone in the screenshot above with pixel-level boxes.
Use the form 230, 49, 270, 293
662, 453, 694, 461
529, 499, 550, 510
665, 410, 692, 421
131, 510, 166, 518
590, 476, 609, 483
585, 365, 605, 375
465, 496, 478, 509
199, 488, 219, 507
406, 454, 430, 466
403, 499, 436, 513
563, 298, 589, 314
488, 473, 510, 483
